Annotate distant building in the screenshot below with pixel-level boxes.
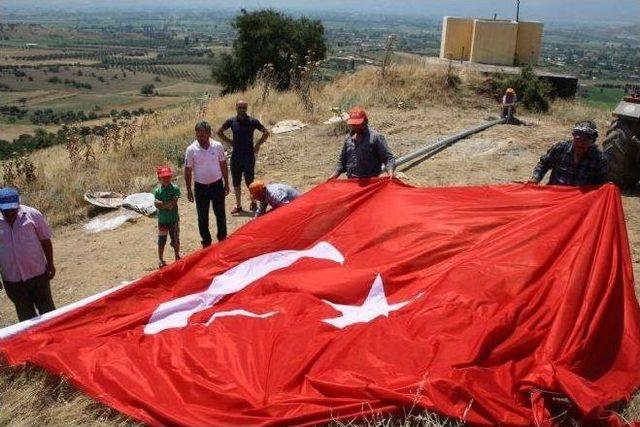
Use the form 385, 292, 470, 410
439, 17, 543, 66
25, 43, 39, 49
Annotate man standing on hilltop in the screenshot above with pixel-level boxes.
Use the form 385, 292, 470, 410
330, 107, 396, 180
528, 121, 608, 186
0, 187, 57, 322
185, 121, 230, 248
216, 100, 270, 215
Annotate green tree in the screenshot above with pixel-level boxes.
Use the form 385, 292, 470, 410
140, 84, 155, 96
212, 9, 326, 94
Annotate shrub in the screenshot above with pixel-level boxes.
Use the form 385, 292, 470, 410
140, 84, 155, 96
472, 66, 550, 113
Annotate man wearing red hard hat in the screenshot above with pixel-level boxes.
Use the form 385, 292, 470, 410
329, 106, 395, 180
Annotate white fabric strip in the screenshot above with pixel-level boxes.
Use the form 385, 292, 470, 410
0, 281, 133, 341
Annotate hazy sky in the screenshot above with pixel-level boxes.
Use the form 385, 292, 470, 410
4, 0, 640, 24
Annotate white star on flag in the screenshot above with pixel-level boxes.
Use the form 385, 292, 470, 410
322, 274, 417, 329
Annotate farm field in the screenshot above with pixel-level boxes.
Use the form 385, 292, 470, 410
0, 26, 221, 144
579, 85, 626, 110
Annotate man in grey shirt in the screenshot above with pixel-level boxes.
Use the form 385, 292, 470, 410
330, 106, 395, 179
248, 181, 299, 217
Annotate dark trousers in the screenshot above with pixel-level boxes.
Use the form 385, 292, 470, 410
3, 273, 56, 322
194, 180, 227, 247
230, 155, 256, 188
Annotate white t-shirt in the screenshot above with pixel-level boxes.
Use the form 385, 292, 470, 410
184, 139, 227, 184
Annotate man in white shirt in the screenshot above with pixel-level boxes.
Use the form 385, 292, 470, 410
184, 121, 230, 247
0, 187, 56, 322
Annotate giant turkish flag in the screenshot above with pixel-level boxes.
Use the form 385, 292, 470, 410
2, 180, 639, 425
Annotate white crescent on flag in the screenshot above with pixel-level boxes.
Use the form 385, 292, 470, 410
143, 241, 345, 335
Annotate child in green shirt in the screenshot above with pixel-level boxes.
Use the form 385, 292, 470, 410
154, 166, 181, 268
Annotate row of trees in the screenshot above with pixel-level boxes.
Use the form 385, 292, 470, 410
0, 105, 28, 119
0, 105, 154, 126
0, 121, 140, 160
47, 76, 92, 89
30, 109, 99, 125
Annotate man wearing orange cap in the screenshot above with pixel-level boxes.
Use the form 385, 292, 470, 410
329, 106, 395, 180
249, 181, 299, 217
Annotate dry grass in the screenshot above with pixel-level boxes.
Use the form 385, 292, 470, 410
330, 412, 462, 427
0, 363, 135, 426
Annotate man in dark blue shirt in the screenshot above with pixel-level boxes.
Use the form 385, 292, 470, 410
529, 121, 608, 186
217, 100, 270, 215
330, 107, 395, 180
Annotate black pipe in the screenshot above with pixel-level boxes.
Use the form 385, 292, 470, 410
395, 118, 506, 170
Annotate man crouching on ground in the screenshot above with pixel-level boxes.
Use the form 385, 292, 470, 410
248, 181, 299, 217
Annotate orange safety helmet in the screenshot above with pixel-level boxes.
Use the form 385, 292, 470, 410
249, 180, 266, 200
506, 88, 516, 95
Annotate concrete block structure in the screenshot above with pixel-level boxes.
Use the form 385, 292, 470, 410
439, 17, 473, 61
470, 20, 518, 66
515, 21, 544, 65
440, 16, 543, 66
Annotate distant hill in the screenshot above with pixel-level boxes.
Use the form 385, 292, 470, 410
4, 0, 640, 24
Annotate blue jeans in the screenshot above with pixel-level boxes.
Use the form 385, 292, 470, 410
194, 180, 227, 247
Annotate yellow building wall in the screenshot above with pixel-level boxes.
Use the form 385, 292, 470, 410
439, 17, 473, 61
470, 20, 518, 66
515, 21, 543, 65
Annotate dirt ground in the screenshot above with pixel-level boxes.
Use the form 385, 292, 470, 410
2, 104, 638, 327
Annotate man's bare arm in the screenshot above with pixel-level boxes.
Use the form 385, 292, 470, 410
40, 238, 55, 279
220, 161, 230, 196
254, 128, 270, 154
216, 128, 233, 147
184, 166, 194, 202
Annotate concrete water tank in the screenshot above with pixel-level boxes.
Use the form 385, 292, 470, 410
515, 21, 543, 65
470, 20, 518, 66
439, 17, 474, 61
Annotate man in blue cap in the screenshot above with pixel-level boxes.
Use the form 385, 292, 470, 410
0, 187, 56, 322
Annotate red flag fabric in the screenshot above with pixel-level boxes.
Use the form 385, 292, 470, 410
1, 180, 639, 426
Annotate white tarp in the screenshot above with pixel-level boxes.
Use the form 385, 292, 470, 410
271, 120, 308, 135
323, 112, 350, 125
122, 193, 157, 216
83, 208, 142, 234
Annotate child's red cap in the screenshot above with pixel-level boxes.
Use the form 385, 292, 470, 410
157, 166, 173, 178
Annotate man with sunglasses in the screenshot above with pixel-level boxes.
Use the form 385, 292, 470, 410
217, 100, 270, 215
528, 121, 608, 186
